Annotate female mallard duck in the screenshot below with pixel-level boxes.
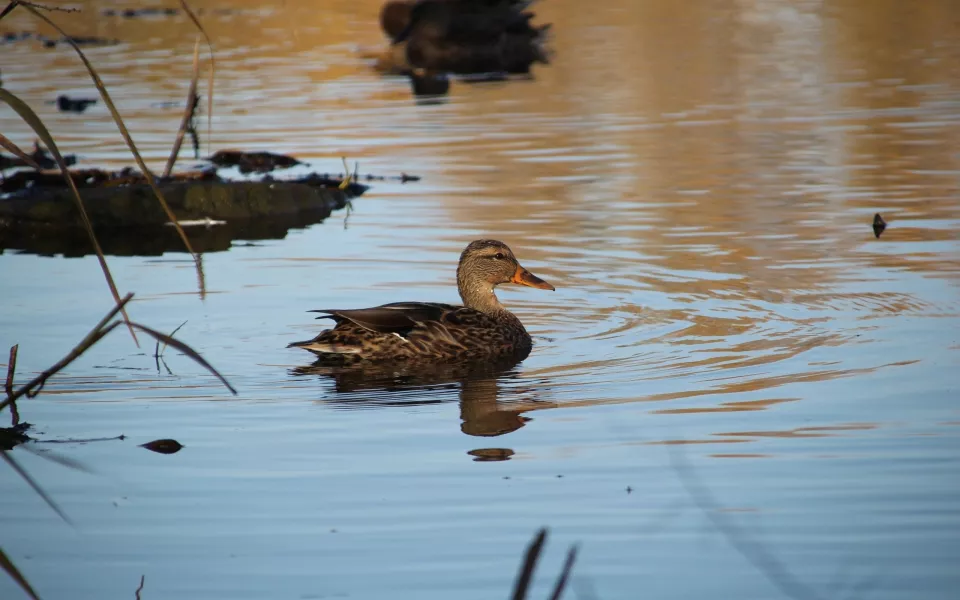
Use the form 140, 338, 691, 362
377, 0, 551, 76
288, 240, 554, 362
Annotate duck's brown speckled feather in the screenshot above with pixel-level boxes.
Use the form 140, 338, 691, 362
289, 301, 532, 363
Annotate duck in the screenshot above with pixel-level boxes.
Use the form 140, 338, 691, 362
288, 239, 555, 363
377, 0, 551, 76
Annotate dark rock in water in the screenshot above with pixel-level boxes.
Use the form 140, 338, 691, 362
56, 95, 98, 114
0, 423, 31, 451
140, 439, 184, 454
207, 150, 304, 174
873, 213, 887, 238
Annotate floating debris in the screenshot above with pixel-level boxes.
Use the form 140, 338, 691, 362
873, 213, 887, 238
0, 31, 119, 48
103, 7, 180, 18
55, 95, 98, 114
139, 438, 184, 454
0, 141, 77, 171
207, 150, 303, 174
165, 217, 227, 228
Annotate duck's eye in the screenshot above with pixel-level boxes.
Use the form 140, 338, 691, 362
493, 252, 504, 260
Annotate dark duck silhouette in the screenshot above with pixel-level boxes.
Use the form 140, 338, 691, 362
288, 240, 555, 363
377, 0, 551, 77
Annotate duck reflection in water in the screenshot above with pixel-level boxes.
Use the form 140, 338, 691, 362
291, 359, 556, 454
368, 0, 552, 97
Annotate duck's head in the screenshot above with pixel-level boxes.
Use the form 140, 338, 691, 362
457, 240, 554, 306
380, 0, 414, 40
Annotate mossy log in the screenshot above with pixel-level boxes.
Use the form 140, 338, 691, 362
0, 179, 354, 228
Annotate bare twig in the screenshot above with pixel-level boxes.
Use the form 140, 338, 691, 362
4, 1, 78, 14
5, 345, 18, 425
5, 344, 16, 398
163, 39, 201, 177
154, 321, 188, 359
0, 2, 16, 21
130, 322, 236, 395
134, 574, 145, 600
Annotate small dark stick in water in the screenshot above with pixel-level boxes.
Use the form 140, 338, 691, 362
873, 213, 887, 238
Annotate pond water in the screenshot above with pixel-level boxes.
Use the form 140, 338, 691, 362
2, 0, 959, 599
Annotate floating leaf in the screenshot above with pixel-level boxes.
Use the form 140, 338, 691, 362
140, 439, 184, 454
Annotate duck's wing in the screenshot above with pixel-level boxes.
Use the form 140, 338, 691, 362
309, 301, 461, 336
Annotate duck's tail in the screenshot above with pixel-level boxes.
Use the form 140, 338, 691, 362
287, 338, 363, 356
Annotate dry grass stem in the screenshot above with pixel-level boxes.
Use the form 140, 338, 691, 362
163, 38, 201, 177
179, 0, 215, 152
5, 344, 18, 425
0, 133, 42, 170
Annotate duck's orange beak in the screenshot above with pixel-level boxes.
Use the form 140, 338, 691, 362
510, 265, 555, 291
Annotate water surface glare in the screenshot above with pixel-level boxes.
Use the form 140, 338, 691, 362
1, 1, 959, 599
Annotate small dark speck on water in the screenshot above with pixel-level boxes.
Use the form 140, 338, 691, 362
626, 486, 633, 494
556, 474, 564, 478
503, 476, 511, 480
873, 213, 887, 238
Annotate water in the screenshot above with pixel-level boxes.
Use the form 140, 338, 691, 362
2, 0, 959, 598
